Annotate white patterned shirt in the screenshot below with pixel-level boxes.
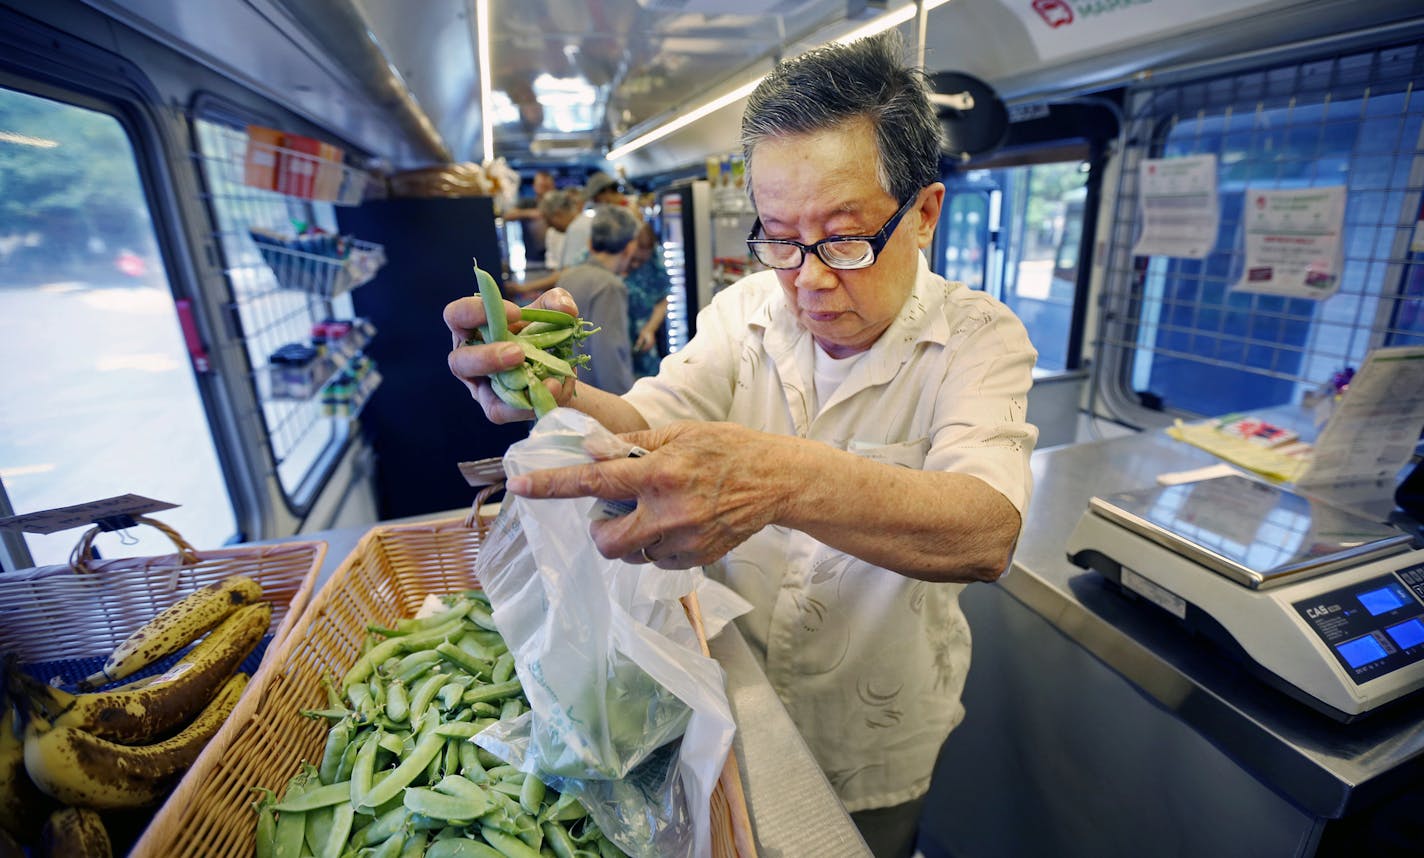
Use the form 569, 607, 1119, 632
623, 254, 1037, 810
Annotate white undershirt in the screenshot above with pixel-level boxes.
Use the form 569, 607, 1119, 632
811, 342, 866, 416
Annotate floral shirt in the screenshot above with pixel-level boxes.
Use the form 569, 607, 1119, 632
623, 251, 672, 377
623, 255, 1037, 811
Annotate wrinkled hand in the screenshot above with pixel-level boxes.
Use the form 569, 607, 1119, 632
445, 288, 578, 423
506, 421, 795, 569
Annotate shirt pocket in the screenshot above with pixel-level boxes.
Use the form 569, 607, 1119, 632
846, 437, 930, 469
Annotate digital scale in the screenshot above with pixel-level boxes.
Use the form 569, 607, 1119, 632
1066, 474, 1424, 722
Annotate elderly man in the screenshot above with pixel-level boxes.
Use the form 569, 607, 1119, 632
446, 32, 1036, 858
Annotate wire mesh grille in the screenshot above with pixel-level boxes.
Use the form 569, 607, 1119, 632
1098, 40, 1424, 418
192, 118, 360, 499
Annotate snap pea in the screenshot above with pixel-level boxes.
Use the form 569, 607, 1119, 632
350, 730, 381, 808
359, 804, 414, 847
443, 739, 462, 782
318, 718, 354, 785
251, 788, 278, 858
466, 603, 499, 632
403, 786, 486, 822
367, 827, 410, 858
461, 679, 523, 706
398, 598, 475, 634
499, 698, 524, 720
459, 741, 486, 781
481, 826, 544, 858
516, 307, 578, 328
398, 830, 429, 858
273, 779, 355, 813
491, 652, 515, 685
456, 632, 501, 663
274, 765, 316, 858
542, 822, 578, 858
302, 804, 334, 857
385, 677, 409, 723
432, 773, 491, 808
359, 729, 446, 811
394, 649, 444, 683
518, 773, 545, 816
436, 641, 490, 678
335, 732, 362, 783
546, 792, 586, 823
438, 678, 474, 710
377, 730, 407, 757
408, 670, 449, 723
518, 326, 575, 350
343, 616, 467, 690
424, 839, 505, 858
595, 837, 625, 858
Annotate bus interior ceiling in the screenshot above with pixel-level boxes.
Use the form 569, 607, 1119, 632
1, 0, 1423, 562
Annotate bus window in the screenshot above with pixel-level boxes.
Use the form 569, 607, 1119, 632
0, 86, 237, 565
1100, 42, 1424, 420
939, 160, 1090, 372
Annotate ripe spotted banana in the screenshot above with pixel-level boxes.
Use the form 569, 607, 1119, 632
40, 806, 111, 858
77, 574, 263, 690
0, 698, 56, 844
18, 601, 270, 745
24, 671, 249, 809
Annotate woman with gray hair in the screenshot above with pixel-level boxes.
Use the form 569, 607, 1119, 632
448, 32, 1036, 857
550, 203, 639, 395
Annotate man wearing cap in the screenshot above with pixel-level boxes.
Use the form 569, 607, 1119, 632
558, 171, 625, 270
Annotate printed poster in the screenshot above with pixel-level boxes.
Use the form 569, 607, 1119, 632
1296, 346, 1424, 486
1005, 0, 1278, 62
1132, 154, 1220, 259
1231, 186, 1347, 299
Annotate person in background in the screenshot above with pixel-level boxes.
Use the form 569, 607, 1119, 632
508, 189, 580, 297
551, 203, 638, 395
503, 169, 556, 268
446, 31, 1036, 858
558, 171, 625, 271
623, 221, 671, 378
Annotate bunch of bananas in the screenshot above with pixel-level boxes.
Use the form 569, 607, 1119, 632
1, 574, 272, 857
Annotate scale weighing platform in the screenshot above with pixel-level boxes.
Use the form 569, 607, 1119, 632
1066, 474, 1424, 722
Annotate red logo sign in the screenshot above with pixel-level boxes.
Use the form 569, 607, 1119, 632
1033, 0, 1075, 28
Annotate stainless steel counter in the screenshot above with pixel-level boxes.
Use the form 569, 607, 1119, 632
300, 517, 870, 858
1002, 430, 1424, 819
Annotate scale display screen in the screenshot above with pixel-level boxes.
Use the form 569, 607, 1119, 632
1295, 563, 1424, 684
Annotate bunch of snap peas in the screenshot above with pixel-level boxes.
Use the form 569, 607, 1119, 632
252, 590, 628, 858
464, 260, 599, 419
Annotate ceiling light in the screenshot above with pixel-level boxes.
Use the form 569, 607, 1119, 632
608, 0, 954, 162
475, 0, 494, 164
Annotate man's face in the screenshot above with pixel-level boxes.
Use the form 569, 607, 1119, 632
749, 119, 944, 358
534, 173, 555, 195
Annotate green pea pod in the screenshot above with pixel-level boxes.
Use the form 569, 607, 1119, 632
343, 616, 468, 690
542, 822, 578, 858
398, 830, 429, 858
482, 826, 544, 858
359, 804, 414, 846
436, 641, 491, 678
394, 649, 443, 684
424, 838, 506, 858
475, 260, 511, 344
490, 373, 534, 411
385, 677, 409, 723
519, 773, 545, 816
516, 307, 578, 328
350, 730, 381, 808
402, 785, 486, 822
367, 827, 410, 858
462, 679, 523, 706
409, 670, 449, 723
466, 603, 499, 633
318, 718, 354, 785
251, 787, 278, 858
358, 730, 447, 811
432, 773, 491, 810
519, 327, 575, 350
273, 779, 355, 813
492, 652, 515, 685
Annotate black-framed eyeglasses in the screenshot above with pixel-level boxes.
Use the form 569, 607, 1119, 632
746, 191, 920, 271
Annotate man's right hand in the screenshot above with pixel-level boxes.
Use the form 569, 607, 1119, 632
444, 287, 579, 424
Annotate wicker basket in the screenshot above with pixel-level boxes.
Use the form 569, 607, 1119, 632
0, 517, 322, 674
0, 516, 324, 850
132, 513, 756, 858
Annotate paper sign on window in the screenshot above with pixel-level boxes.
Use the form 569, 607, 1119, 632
1231, 186, 1347, 299
1132, 154, 1220, 260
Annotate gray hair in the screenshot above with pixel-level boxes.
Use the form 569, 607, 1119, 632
538, 188, 576, 220
740, 31, 942, 207
588, 204, 641, 254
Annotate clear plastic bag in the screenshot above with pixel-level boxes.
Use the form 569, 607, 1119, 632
474, 409, 747, 858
